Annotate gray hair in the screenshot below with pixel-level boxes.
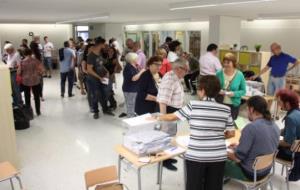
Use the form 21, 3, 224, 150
4, 43, 14, 50
172, 58, 188, 70
125, 52, 138, 64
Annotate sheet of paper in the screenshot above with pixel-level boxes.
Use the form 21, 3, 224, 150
235, 117, 249, 130
123, 113, 157, 127
101, 78, 109, 85
164, 147, 186, 155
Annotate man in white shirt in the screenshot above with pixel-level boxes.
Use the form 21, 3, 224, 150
4, 43, 22, 105
43, 36, 54, 78
199, 44, 222, 76
167, 40, 181, 63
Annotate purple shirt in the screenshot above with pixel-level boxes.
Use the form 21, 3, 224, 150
136, 49, 147, 69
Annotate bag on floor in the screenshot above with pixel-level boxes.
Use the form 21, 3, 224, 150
13, 106, 30, 130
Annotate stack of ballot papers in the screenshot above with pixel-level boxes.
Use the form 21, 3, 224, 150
123, 130, 172, 156
246, 81, 265, 96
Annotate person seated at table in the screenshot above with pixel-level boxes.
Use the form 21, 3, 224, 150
276, 89, 300, 161
135, 56, 163, 115
156, 75, 235, 190
225, 96, 280, 181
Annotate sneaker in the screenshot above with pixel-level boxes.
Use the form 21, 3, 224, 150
61, 94, 64, 98
103, 110, 115, 116
119, 112, 127, 118
41, 97, 45, 101
93, 113, 99, 119
68, 94, 75, 97
48, 75, 52, 78
169, 158, 178, 163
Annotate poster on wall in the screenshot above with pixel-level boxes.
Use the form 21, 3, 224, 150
125, 32, 138, 42
142, 32, 150, 57
189, 31, 201, 59
175, 31, 185, 51
152, 32, 160, 56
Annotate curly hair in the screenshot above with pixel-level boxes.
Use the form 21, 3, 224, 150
276, 89, 299, 110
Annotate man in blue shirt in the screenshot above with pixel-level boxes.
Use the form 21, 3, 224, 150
253, 43, 299, 95
60, 41, 76, 98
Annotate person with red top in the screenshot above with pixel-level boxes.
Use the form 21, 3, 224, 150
17, 48, 43, 116
156, 48, 172, 76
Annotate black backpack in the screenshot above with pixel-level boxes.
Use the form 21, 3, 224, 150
59, 48, 65, 61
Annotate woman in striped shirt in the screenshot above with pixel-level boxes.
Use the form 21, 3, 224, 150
157, 75, 235, 190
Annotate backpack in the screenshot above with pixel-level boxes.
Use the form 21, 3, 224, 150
59, 48, 65, 61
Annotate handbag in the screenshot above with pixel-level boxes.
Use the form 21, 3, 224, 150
216, 71, 237, 104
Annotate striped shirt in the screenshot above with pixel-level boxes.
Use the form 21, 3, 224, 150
175, 99, 235, 162
157, 71, 184, 109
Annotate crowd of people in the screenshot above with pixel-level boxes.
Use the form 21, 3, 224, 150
1, 33, 300, 190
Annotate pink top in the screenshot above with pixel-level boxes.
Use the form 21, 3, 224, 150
159, 58, 172, 76
20, 57, 42, 86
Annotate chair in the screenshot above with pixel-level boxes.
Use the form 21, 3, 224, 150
275, 140, 300, 190
230, 152, 276, 190
84, 165, 123, 190
0, 161, 24, 190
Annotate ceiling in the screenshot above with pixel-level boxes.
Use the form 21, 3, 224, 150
0, 0, 300, 24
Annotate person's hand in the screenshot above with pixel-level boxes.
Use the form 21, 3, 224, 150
219, 90, 226, 95
140, 68, 146, 73
146, 116, 158, 121
228, 143, 238, 149
227, 91, 235, 97
249, 75, 258, 81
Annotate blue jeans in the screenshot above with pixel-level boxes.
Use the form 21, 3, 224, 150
88, 78, 109, 113
60, 70, 74, 96
44, 57, 52, 70
267, 75, 285, 96
10, 71, 22, 106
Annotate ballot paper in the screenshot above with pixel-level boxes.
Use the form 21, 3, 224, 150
176, 136, 190, 148
164, 146, 186, 155
235, 117, 249, 130
123, 113, 157, 127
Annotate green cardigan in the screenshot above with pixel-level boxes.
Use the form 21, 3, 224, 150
216, 70, 246, 107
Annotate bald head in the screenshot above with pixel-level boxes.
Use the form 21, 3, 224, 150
270, 42, 282, 56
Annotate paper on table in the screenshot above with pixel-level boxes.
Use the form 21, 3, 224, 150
164, 147, 186, 155
235, 117, 249, 130
176, 136, 190, 148
123, 113, 157, 127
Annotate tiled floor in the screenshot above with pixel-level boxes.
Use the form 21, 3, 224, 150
0, 72, 299, 190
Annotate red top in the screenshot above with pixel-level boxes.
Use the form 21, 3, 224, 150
20, 57, 43, 86
159, 58, 172, 76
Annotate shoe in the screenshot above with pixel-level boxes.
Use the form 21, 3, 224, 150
109, 105, 117, 111
48, 75, 52, 78
103, 110, 115, 116
163, 161, 177, 171
68, 94, 75, 97
119, 112, 127, 118
61, 94, 64, 98
169, 158, 178, 163
41, 97, 45, 101
93, 113, 99, 119
37, 112, 41, 116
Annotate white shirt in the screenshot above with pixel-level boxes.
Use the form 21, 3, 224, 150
7, 52, 21, 68
167, 51, 179, 63
43, 42, 54, 57
199, 52, 222, 75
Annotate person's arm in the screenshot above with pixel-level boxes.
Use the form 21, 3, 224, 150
287, 60, 299, 72
157, 113, 179, 122
159, 103, 167, 114
229, 74, 246, 98
279, 117, 297, 148
227, 151, 241, 163
81, 60, 88, 74
132, 69, 146, 81
137, 72, 157, 102
87, 64, 103, 81
157, 77, 173, 113
252, 65, 270, 80
225, 113, 235, 139
17, 62, 22, 75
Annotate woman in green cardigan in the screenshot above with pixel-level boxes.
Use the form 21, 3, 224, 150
216, 53, 246, 120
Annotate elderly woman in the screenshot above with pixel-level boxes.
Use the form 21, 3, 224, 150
156, 48, 171, 76
156, 75, 235, 190
216, 53, 246, 120
135, 56, 163, 115
17, 48, 43, 116
122, 52, 146, 117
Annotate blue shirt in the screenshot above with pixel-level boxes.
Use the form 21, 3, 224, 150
267, 52, 297, 77
284, 109, 300, 146
60, 48, 74, 73
236, 118, 280, 175
122, 63, 139, 92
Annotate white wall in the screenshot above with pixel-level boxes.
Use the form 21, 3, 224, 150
0, 24, 73, 50
241, 19, 300, 58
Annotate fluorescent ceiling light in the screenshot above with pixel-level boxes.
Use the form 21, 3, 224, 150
56, 13, 109, 24
170, 0, 277, 11
125, 18, 192, 25
258, 12, 300, 19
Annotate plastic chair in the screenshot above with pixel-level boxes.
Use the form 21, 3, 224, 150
276, 140, 300, 190
230, 152, 276, 190
84, 166, 121, 190
0, 161, 24, 190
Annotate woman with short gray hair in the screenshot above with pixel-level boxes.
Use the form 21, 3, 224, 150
122, 52, 146, 117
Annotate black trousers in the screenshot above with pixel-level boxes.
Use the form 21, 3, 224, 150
184, 70, 199, 92
224, 104, 240, 120
277, 146, 293, 161
22, 84, 41, 115
88, 79, 109, 113
60, 70, 74, 96
186, 160, 225, 190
